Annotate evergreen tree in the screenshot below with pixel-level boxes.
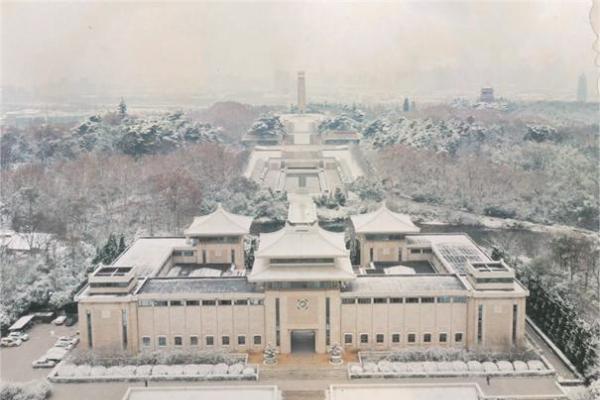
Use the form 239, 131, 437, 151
118, 235, 126, 254
334, 187, 346, 206
403, 98, 410, 112
118, 98, 128, 118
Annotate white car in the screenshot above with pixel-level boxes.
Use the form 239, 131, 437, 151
32, 357, 56, 368
0, 337, 22, 347
52, 316, 67, 325
8, 331, 29, 341
54, 340, 75, 350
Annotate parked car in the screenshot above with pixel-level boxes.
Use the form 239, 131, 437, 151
45, 347, 68, 361
52, 315, 67, 325
8, 331, 29, 341
54, 336, 79, 350
0, 337, 22, 347
32, 357, 56, 368
65, 315, 78, 327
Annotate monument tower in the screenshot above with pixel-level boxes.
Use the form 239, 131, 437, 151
297, 71, 306, 113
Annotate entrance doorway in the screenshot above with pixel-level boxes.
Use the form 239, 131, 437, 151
291, 330, 316, 353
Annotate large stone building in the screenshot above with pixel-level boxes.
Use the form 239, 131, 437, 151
77, 204, 528, 355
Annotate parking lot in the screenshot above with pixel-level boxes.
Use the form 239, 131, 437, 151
0, 322, 78, 382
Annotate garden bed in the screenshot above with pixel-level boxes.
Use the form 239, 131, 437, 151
349, 348, 555, 379
48, 362, 259, 383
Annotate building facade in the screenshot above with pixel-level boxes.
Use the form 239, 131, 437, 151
77, 204, 528, 356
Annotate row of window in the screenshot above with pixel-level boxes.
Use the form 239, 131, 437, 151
173, 250, 195, 257
139, 299, 264, 307
143, 334, 263, 347
341, 296, 467, 305
409, 248, 433, 254
344, 332, 464, 345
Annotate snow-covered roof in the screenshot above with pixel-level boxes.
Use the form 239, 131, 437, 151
123, 385, 280, 400
137, 277, 259, 295
328, 383, 480, 400
184, 204, 252, 237
383, 266, 417, 275
0, 231, 52, 251
255, 224, 347, 258
114, 237, 188, 277
248, 224, 355, 282
405, 234, 489, 274
342, 275, 466, 295
249, 257, 355, 282
350, 204, 420, 234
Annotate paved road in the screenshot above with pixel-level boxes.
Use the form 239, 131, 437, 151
0, 322, 78, 382
525, 321, 579, 381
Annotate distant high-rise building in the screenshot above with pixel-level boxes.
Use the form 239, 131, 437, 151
577, 74, 587, 102
297, 71, 306, 113
480, 87, 494, 102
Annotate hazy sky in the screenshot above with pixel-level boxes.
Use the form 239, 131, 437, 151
1, 1, 597, 102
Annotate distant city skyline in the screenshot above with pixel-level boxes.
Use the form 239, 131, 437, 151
2, 1, 598, 104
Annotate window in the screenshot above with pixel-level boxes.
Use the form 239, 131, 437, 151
218, 300, 232, 306
421, 297, 435, 303
222, 336, 230, 346
186, 300, 200, 306
231, 249, 235, 263
373, 298, 387, 304
206, 336, 214, 346
154, 300, 168, 307
342, 298, 356, 305
369, 248, 374, 262
376, 334, 385, 344
477, 304, 484, 344
406, 297, 419, 304
407, 333, 416, 343
249, 298, 264, 306
253, 335, 262, 345
190, 336, 198, 346
390, 297, 403, 304
423, 333, 432, 343
202, 250, 207, 264
86, 312, 93, 349
121, 309, 128, 350
139, 300, 153, 307
275, 298, 281, 347
238, 336, 246, 345
358, 298, 372, 304
439, 333, 448, 343
174, 336, 183, 346
158, 336, 167, 347
202, 300, 216, 306
437, 296, 451, 304
170, 300, 183, 306
360, 334, 369, 344
422, 248, 433, 254
142, 336, 151, 347
512, 304, 518, 344
234, 299, 248, 306
325, 297, 331, 346
452, 297, 467, 303
392, 333, 401, 343
410, 248, 421, 254
455, 332, 464, 343
344, 333, 353, 345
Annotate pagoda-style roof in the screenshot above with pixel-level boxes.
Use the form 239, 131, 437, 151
350, 204, 420, 234
255, 224, 347, 258
248, 224, 355, 282
184, 204, 253, 237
